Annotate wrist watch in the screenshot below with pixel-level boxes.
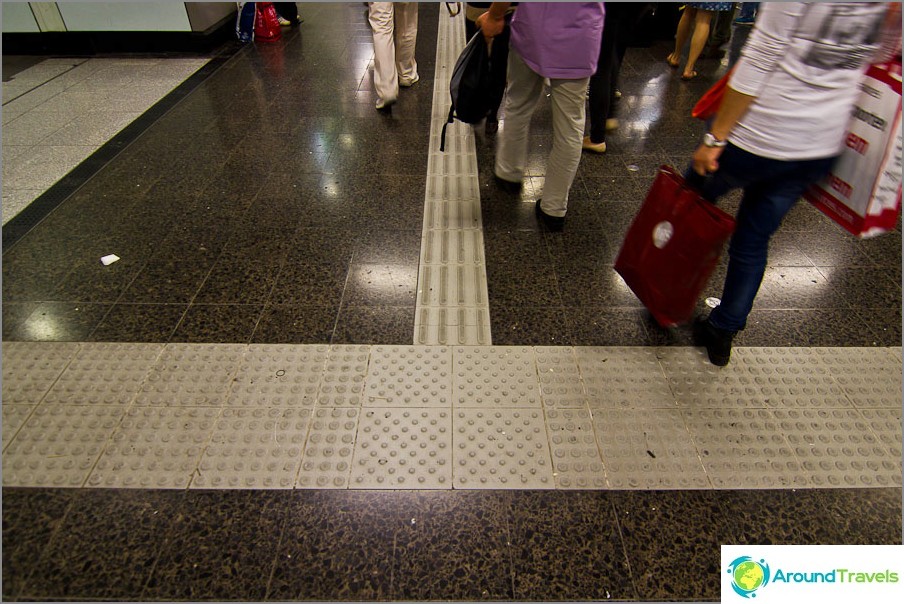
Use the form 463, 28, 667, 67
703, 132, 727, 148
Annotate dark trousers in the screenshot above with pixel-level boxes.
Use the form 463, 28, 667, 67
586, 4, 650, 143
689, 145, 836, 332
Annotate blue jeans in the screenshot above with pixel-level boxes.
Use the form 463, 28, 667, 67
686, 144, 835, 333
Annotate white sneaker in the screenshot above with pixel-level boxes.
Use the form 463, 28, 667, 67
399, 74, 419, 87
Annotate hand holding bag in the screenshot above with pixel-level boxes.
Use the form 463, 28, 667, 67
614, 166, 736, 328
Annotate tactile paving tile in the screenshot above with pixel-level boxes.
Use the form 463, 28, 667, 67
2, 405, 125, 488
545, 409, 606, 488
192, 408, 312, 489
775, 408, 901, 488
859, 408, 903, 458
658, 347, 851, 409
226, 344, 327, 408
134, 343, 244, 406
422, 229, 484, 264
453, 409, 553, 488
350, 408, 452, 488
807, 347, 903, 409
363, 346, 452, 407
682, 408, 806, 488
593, 408, 710, 489
424, 173, 479, 203
2, 405, 34, 450
453, 346, 540, 407
535, 347, 586, 408
42, 342, 163, 406
576, 347, 674, 409
417, 265, 487, 307
414, 308, 492, 346
87, 407, 219, 488
1, 341, 79, 405
296, 408, 360, 488
316, 345, 370, 406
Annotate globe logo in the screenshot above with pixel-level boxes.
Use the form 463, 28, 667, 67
727, 556, 771, 598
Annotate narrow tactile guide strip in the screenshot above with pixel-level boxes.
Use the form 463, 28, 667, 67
413, 8, 491, 345
2, 342, 901, 490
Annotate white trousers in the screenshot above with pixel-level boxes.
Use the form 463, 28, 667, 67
368, 2, 418, 103
495, 48, 588, 218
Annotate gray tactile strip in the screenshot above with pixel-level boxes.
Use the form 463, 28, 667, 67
1, 342, 900, 490
413, 8, 492, 346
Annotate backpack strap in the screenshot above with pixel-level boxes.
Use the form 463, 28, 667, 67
440, 105, 455, 152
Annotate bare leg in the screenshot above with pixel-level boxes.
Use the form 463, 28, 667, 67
668, 7, 696, 67
683, 9, 714, 78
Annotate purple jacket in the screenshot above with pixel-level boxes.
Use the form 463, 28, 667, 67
509, 2, 605, 79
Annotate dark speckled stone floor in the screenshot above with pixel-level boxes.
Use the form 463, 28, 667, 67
2, 3, 901, 602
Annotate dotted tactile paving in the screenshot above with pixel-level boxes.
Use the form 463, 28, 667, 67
593, 408, 710, 489
363, 346, 452, 407
1, 341, 79, 405
296, 408, 360, 489
453, 409, 553, 488
134, 343, 244, 407
453, 346, 540, 407
683, 408, 805, 488
535, 347, 586, 408
43, 342, 163, 406
87, 407, 219, 489
317, 345, 370, 406
774, 408, 901, 488
2, 405, 125, 488
192, 408, 311, 489
859, 408, 903, 458
226, 344, 327, 408
809, 347, 903, 409
545, 409, 606, 488
350, 408, 452, 488
577, 347, 674, 409
2, 405, 34, 450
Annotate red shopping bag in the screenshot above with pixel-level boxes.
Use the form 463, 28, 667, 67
692, 68, 734, 120
614, 166, 736, 327
255, 2, 282, 43
803, 59, 902, 238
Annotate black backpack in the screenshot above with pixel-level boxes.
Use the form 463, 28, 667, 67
440, 32, 494, 151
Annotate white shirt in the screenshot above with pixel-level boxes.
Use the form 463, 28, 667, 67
728, 2, 891, 160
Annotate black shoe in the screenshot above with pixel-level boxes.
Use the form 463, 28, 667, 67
494, 174, 522, 194
693, 316, 735, 366
485, 117, 498, 135
535, 199, 565, 232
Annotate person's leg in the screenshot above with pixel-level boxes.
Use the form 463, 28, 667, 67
369, 2, 398, 107
495, 48, 544, 185
393, 2, 418, 86
541, 76, 588, 218
668, 7, 696, 67
586, 9, 619, 147
708, 156, 835, 333
683, 9, 713, 79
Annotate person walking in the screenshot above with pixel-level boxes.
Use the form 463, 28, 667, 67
667, 2, 736, 80
368, 2, 419, 111
477, 1, 605, 231
690, 2, 897, 366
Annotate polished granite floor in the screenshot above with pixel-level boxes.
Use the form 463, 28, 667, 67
2, 3, 902, 602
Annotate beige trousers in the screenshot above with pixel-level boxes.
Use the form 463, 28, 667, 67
495, 48, 588, 218
368, 2, 418, 103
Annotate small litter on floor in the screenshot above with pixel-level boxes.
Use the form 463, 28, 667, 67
100, 254, 120, 266
705, 297, 721, 308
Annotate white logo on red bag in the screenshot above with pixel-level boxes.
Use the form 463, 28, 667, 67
652, 221, 674, 249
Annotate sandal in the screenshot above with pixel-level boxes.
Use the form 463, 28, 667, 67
666, 54, 680, 68
681, 70, 699, 81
